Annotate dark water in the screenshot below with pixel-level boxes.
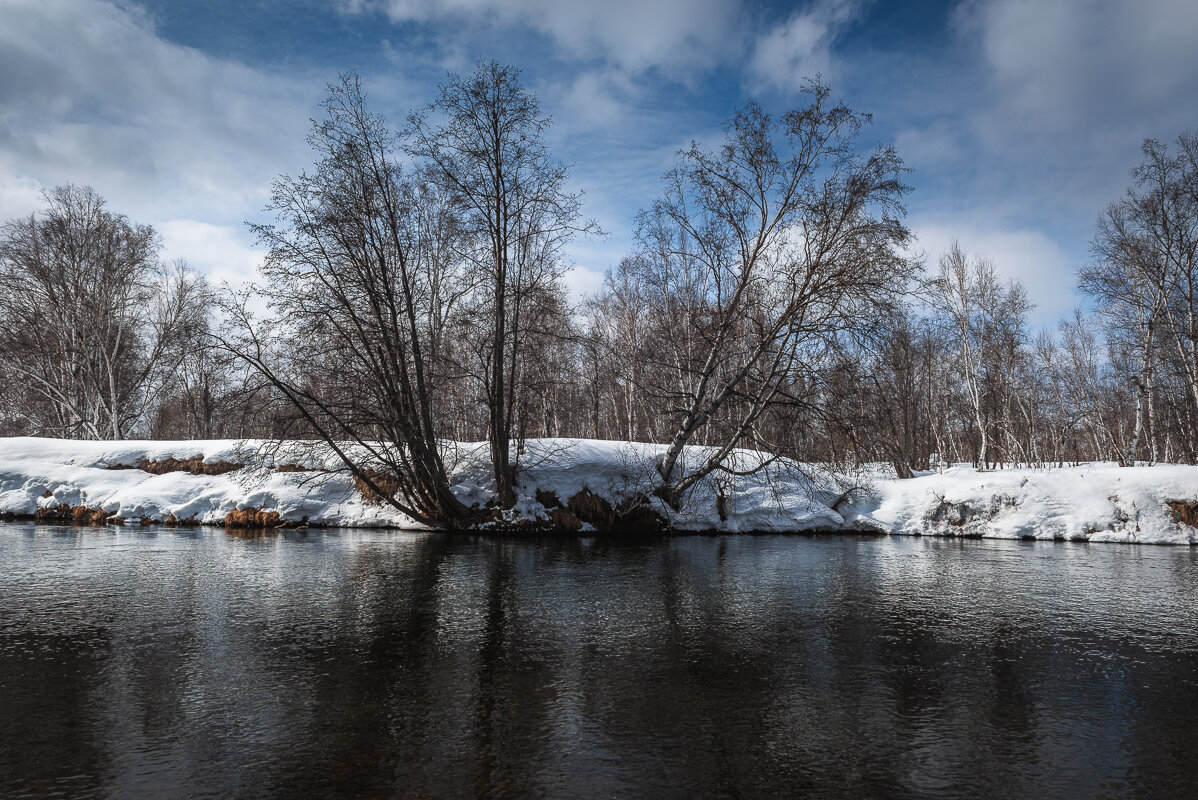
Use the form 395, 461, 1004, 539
2, 526, 1197, 799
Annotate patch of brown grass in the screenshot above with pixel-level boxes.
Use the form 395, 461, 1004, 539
567, 488, 613, 525
548, 507, 582, 532
565, 488, 666, 532
139, 458, 244, 476
33, 504, 119, 525
224, 507, 282, 528
1169, 501, 1198, 528
353, 470, 402, 504
223, 507, 308, 529
107, 458, 244, 475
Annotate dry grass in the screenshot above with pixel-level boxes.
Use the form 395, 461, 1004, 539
107, 458, 244, 476
140, 458, 243, 475
564, 488, 666, 532
353, 470, 403, 504
223, 507, 283, 528
566, 488, 613, 524
33, 504, 120, 525
1169, 501, 1198, 528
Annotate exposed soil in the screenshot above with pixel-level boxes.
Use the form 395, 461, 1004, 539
107, 457, 244, 476
33, 504, 121, 526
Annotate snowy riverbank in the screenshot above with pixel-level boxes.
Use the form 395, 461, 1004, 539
1, 437, 1196, 543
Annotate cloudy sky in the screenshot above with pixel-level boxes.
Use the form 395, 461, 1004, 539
2, 0, 1196, 325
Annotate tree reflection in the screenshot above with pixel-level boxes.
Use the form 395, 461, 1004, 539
4, 530, 1198, 798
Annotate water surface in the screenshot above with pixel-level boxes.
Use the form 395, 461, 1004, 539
2, 524, 1197, 798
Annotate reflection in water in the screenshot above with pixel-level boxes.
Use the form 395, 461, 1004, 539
2, 525, 1197, 798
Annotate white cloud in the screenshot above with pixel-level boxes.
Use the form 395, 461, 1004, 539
747, 0, 860, 92
0, 0, 320, 252
157, 220, 264, 288
556, 70, 633, 129
0, 176, 47, 223
561, 264, 606, 300
962, 0, 1198, 134
944, 0, 1198, 223
353, 0, 742, 73
913, 220, 1079, 326
893, 119, 967, 177
874, 0, 1198, 327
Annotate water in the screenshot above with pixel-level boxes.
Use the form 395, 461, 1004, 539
1, 525, 1197, 799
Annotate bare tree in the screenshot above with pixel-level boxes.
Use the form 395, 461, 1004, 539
619, 83, 913, 508
585, 256, 659, 442
928, 243, 1033, 469
408, 60, 595, 508
223, 74, 473, 527
1082, 194, 1172, 464
861, 310, 933, 477
929, 243, 994, 468
0, 185, 207, 439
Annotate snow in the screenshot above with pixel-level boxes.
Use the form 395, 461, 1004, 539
1, 437, 1197, 543
842, 462, 1198, 545
500, 438, 845, 532
0, 437, 413, 528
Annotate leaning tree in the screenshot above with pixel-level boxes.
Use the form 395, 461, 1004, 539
224, 74, 474, 527
623, 82, 915, 509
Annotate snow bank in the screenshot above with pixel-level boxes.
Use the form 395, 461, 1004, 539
0, 437, 844, 532
498, 439, 844, 532
842, 463, 1198, 545
1, 437, 1197, 543
0, 437, 413, 527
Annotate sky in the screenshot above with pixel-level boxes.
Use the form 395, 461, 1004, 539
2, 0, 1197, 326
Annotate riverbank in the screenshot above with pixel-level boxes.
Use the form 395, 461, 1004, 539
1, 437, 1196, 543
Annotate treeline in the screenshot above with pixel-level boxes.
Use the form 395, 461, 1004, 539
1, 61, 1195, 522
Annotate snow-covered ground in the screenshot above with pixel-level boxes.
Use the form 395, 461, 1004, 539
0, 437, 409, 528
841, 463, 1198, 545
1, 437, 1196, 543
0, 437, 842, 532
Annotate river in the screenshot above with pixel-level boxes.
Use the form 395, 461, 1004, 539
2, 524, 1197, 798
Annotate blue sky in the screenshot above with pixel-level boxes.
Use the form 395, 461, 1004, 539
2, 0, 1197, 325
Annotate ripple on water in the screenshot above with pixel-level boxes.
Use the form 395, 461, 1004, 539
1, 524, 1197, 799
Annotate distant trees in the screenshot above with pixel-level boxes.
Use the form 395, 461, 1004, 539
929, 242, 1033, 469
584, 257, 658, 443
0, 185, 208, 439
850, 309, 934, 478
1081, 132, 1198, 464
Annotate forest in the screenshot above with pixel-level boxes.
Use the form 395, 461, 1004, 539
2, 61, 1196, 525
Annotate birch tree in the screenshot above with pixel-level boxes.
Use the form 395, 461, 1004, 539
1082, 197, 1171, 465
626, 84, 914, 508
0, 185, 207, 439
